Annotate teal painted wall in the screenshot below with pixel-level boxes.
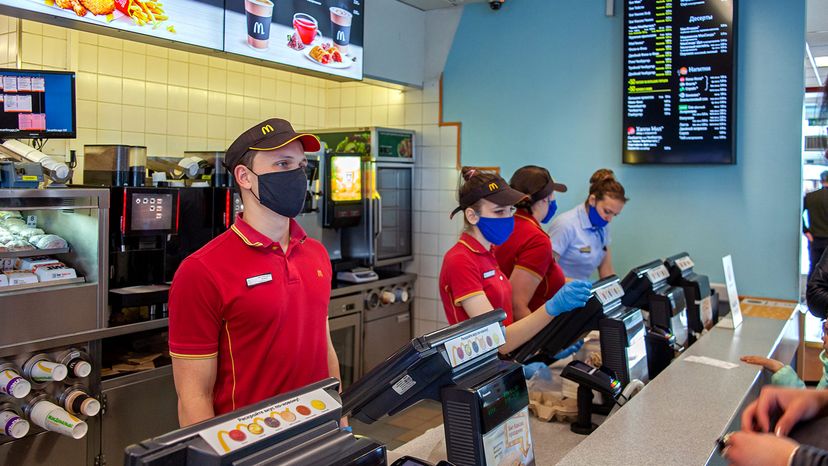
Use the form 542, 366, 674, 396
443, 0, 805, 299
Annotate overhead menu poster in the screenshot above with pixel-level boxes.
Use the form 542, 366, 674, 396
623, 0, 737, 164
0, 0, 225, 51
224, 0, 364, 80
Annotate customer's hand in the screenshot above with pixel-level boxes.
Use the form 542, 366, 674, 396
740, 355, 785, 373
722, 432, 798, 466
806, 232, 814, 243
545, 281, 592, 317
741, 386, 828, 435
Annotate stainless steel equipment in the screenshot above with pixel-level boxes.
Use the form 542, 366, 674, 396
327, 273, 416, 382
362, 277, 415, 374
83, 145, 147, 187
328, 293, 363, 389
296, 150, 344, 260
0, 188, 108, 466
313, 128, 415, 268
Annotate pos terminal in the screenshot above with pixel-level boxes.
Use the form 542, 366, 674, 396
665, 252, 720, 342
124, 378, 386, 465
342, 310, 535, 466
510, 276, 649, 387
621, 260, 689, 379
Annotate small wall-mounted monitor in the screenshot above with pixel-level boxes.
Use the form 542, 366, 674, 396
0, 69, 76, 139
329, 154, 362, 203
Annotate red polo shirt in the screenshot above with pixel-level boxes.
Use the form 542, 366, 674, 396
439, 233, 514, 326
495, 210, 566, 313
168, 215, 332, 415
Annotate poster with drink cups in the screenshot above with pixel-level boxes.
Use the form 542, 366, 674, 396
224, 0, 364, 80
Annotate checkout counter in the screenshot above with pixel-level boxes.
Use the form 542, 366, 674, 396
391, 305, 801, 465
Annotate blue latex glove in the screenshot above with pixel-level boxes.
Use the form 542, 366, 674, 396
553, 339, 584, 360
522, 362, 552, 381
545, 280, 592, 317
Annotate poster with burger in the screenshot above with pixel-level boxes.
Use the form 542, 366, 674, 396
223, 0, 364, 80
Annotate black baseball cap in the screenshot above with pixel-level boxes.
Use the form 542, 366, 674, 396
450, 172, 529, 219
510, 165, 567, 202
224, 118, 321, 170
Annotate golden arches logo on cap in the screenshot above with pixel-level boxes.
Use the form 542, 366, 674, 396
488, 182, 498, 192
261, 124, 275, 135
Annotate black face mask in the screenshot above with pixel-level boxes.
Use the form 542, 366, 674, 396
248, 167, 308, 218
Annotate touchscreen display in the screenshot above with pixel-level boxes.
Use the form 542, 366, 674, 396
131, 193, 173, 231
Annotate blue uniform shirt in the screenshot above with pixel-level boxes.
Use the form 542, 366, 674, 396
548, 204, 610, 280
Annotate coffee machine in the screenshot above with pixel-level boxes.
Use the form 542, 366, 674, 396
82, 145, 180, 325
146, 153, 219, 281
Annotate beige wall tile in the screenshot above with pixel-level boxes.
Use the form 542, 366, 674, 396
98, 75, 122, 104
168, 60, 188, 86
188, 89, 208, 113
145, 82, 168, 108
123, 106, 146, 133
188, 64, 208, 89
98, 46, 123, 76
145, 55, 168, 83
122, 79, 146, 107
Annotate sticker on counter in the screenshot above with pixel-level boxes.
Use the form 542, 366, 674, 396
197, 388, 339, 455
482, 407, 534, 466
675, 256, 695, 271
443, 323, 504, 368
645, 265, 670, 284
683, 355, 738, 370
392, 374, 416, 395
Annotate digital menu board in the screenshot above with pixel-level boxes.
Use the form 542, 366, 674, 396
0, 0, 365, 81
623, 0, 737, 164
224, 0, 364, 80
0, 0, 225, 51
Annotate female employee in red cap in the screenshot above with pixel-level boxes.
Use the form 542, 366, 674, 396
438, 168, 592, 355
495, 165, 569, 322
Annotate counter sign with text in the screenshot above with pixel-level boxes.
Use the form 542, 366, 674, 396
623, 0, 737, 164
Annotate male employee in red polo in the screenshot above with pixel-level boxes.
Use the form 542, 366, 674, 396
168, 118, 340, 427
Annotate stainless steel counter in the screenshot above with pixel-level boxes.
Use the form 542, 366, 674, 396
389, 310, 799, 465
330, 272, 417, 297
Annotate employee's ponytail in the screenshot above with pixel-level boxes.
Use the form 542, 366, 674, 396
588, 169, 628, 203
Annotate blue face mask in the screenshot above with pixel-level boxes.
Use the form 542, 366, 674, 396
541, 199, 558, 224
476, 216, 515, 246
588, 205, 609, 229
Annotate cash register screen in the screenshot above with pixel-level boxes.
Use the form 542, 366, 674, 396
131, 193, 173, 231
480, 366, 528, 433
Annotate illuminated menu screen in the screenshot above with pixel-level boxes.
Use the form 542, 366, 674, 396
623, 0, 737, 164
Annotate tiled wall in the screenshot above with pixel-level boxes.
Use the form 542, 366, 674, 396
2, 15, 463, 336
0, 16, 17, 67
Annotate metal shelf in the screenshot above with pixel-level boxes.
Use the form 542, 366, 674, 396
0, 247, 70, 259
0, 276, 84, 293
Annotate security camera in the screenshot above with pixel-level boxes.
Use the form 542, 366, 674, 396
489, 0, 505, 10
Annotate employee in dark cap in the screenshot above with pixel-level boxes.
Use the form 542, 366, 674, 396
438, 168, 591, 355
495, 166, 590, 322
168, 118, 341, 426
803, 170, 828, 279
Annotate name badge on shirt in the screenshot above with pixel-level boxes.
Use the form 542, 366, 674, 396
483, 270, 496, 279
246, 273, 273, 287
579, 246, 592, 254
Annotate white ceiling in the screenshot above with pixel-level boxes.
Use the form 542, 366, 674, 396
807, 0, 828, 87
397, 0, 485, 11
